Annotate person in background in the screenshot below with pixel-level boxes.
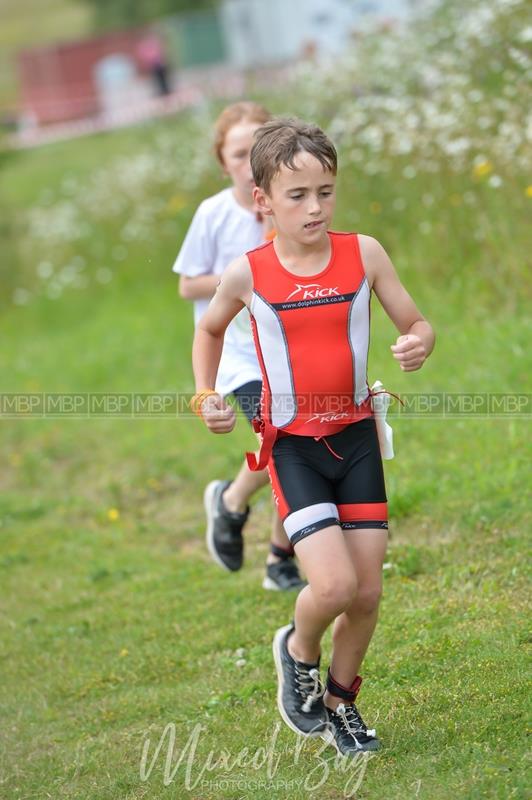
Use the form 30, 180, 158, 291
173, 102, 306, 592
137, 31, 171, 96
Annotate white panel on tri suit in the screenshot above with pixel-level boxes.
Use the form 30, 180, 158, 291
250, 292, 296, 427
348, 278, 371, 405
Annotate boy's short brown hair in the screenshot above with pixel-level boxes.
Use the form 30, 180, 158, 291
251, 118, 337, 194
213, 101, 271, 166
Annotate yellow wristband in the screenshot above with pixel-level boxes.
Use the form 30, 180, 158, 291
190, 390, 218, 417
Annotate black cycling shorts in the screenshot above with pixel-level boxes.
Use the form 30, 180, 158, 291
232, 380, 262, 424
268, 417, 388, 546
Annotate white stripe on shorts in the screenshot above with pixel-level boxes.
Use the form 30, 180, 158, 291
284, 502, 339, 543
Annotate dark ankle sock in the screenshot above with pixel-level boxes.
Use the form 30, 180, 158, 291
326, 669, 362, 703
270, 542, 295, 560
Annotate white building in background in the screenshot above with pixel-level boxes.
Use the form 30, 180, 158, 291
220, 0, 417, 68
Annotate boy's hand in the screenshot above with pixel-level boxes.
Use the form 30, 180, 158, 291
390, 334, 426, 371
200, 393, 236, 433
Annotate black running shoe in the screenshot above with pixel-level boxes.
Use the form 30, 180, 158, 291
272, 623, 328, 736
323, 702, 381, 754
263, 559, 307, 592
204, 480, 249, 572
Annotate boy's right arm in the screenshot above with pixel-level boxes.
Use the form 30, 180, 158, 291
192, 255, 252, 433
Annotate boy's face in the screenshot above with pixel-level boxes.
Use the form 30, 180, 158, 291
254, 151, 336, 243
220, 120, 262, 202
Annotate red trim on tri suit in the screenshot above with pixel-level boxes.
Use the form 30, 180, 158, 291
245, 313, 277, 471
248, 312, 271, 415
337, 502, 388, 522
267, 457, 290, 520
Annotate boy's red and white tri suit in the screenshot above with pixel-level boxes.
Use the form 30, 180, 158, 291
246, 231, 388, 545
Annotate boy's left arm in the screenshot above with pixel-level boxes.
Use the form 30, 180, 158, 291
359, 235, 435, 371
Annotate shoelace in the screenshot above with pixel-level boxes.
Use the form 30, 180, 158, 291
335, 703, 376, 739
295, 666, 324, 713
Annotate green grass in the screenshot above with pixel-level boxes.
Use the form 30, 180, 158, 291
0, 102, 530, 799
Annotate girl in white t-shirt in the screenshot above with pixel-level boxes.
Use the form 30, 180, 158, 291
173, 102, 305, 592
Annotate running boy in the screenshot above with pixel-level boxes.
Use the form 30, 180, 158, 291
191, 118, 434, 755
173, 103, 305, 591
